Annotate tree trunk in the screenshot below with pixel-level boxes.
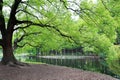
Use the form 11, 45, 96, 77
1, 46, 17, 65
1, 34, 28, 66
1, 34, 17, 65
0, 0, 24, 66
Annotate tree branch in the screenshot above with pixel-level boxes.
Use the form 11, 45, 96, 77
14, 24, 31, 31
21, 2, 43, 15
13, 31, 41, 50
0, 39, 3, 46
16, 20, 80, 45
60, 0, 102, 26
17, 21, 73, 40
16, 9, 42, 24
17, 42, 40, 48
19, 32, 41, 42
16, 20, 56, 28
7, 0, 21, 31
0, 0, 6, 36
100, 0, 111, 14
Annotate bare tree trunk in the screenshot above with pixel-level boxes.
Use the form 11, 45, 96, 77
1, 34, 17, 65
1, 33, 28, 66
1, 45, 17, 65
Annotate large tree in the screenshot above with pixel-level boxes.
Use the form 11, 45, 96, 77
0, 0, 75, 65
0, 0, 21, 65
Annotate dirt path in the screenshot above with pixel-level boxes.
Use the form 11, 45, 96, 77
0, 64, 118, 80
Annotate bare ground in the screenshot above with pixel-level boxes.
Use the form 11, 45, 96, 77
0, 63, 118, 80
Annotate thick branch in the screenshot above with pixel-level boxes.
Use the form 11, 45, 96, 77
17, 20, 67, 36
17, 20, 80, 44
7, 0, 21, 31
14, 24, 31, 31
0, 0, 6, 36
0, 39, 3, 46
17, 20, 33, 24
16, 20, 57, 28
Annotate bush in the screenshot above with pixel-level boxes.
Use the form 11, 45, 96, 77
107, 45, 120, 76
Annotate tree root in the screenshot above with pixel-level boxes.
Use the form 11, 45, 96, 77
6, 61, 30, 68
15, 61, 30, 66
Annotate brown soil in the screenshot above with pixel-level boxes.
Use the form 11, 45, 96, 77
0, 63, 118, 80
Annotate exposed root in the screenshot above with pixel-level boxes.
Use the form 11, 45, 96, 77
6, 61, 30, 68
15, 61, 30, 66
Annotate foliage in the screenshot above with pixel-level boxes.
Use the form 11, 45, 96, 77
77, 0, 120, 75
12, 0, 120, 62
107, 45, 120, 76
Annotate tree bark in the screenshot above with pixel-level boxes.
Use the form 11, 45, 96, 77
1, 33, 17, 65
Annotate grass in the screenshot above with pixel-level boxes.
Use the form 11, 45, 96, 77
24, 61, 44, 64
